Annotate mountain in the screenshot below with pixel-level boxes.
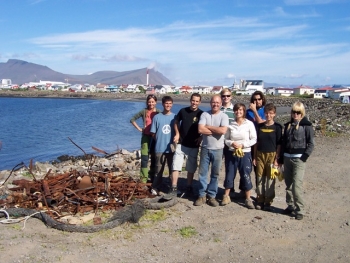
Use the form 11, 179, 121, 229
0, 59, 174, 86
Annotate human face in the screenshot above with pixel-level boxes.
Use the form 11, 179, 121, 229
190, 96, 201, 111
221, 93, 232, 105
234, 106, 244, 119
147, 98, 156, 110
252, 95, 263, 108
210, 96, 222, 113
163, 100, 173, 113
291, 110, 302, 121
265, 110, 276, 122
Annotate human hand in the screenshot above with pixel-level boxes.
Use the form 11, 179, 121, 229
249, 102, 257, 112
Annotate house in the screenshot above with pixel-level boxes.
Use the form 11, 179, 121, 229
192, 86, 212, 94
125, 84, 141, 93
328, 88, 350, 100
293, 85, 315, 96
265, 87, 277, 96
96, 83, 108, 92
146, 87, 155, 95
211, 86, 223, 94
314, 86, 333, 98
154, 85, 166, 94
179, 85, 193, 94
106, 85, 119, 93
275, 87, 294, 96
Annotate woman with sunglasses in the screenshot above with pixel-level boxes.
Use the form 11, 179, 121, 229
130, 94, 161, 183
279, 101, 314, 220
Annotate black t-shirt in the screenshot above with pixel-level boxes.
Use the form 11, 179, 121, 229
256, 122, 283, 152
176, 107, 203, 148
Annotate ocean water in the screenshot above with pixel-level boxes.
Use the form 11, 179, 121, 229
0, 97, 210, 170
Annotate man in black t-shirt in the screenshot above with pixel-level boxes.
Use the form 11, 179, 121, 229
165, 93, 203, 198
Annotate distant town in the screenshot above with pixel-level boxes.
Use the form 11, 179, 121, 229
1, 78, 350, 104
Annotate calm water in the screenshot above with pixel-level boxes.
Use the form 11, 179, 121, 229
0, 97, 210, 170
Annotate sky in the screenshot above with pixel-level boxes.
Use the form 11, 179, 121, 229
1, 0, 349, 87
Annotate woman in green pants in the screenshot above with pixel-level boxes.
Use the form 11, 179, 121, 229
130, 94, 161, 182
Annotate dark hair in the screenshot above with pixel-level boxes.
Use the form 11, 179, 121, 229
146, 94, 157, 103
250, 91, 266, 106
162, 95, 173, 104
264, 103, 276, 113
191, 93, 201, 101
233, 103, 246, 117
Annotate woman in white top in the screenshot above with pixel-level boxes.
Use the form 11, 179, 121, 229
222, 103, 257, 208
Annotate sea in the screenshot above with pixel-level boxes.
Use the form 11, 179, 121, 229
0, 97, 211, 171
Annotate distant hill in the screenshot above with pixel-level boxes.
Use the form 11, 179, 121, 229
0, 59, 174, 86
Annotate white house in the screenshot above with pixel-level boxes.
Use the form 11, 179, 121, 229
276, 87, 294, 97
125, 84, 141, 93
294, 85, 315, 96
192, 86, 212, 94
211, 86, 223, 94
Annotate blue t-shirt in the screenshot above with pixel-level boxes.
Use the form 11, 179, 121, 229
150, 112, 176, 153
246, 107, 265, 129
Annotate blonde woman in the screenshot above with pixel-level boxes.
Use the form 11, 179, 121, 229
279, 101, 315, 220
222, 103, 257, 208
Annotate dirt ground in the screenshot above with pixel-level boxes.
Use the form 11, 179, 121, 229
0, 136, 349, 263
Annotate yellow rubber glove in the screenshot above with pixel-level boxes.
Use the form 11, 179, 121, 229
270, 165, 279, 180
233, 148, 244, 158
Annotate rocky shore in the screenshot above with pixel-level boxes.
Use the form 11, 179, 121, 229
1, 90, 350, 136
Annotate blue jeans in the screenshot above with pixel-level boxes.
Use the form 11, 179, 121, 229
223, 151, 253, 191
198, 147, 223, 198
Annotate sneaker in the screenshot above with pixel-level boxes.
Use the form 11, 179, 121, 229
194, 196, 206, 206
150, 188, 158, 196
255, 202, 264, 210
283, 207, 294, 215
207, 197, 219, 207
295, 214, 303, 220
221, 195, 231, 206
264, 204, 272, 211
162, 187, 178, 200
245, 199, 255, 209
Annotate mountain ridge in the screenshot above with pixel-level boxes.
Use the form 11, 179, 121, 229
0, 59, 174, 86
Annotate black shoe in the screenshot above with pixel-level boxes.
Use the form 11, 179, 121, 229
264, 204, 272, 211
162, 187, 178, 200
295, 214, 303, 220
283, 207, 294, 215
255, 202, 264, 210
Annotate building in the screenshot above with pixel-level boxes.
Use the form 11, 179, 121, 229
293, 85, 315, 96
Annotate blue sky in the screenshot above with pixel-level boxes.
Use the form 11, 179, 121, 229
1, 0, 349, 86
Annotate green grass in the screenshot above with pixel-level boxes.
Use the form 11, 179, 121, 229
142, 209, 167, 222
177, 226, 197, 238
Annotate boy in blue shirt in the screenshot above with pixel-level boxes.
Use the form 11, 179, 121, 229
150, 96, 176, 195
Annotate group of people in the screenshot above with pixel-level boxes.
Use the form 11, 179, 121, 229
130, 90, 314, 220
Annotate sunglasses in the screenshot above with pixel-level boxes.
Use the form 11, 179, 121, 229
221, 95, 231, 98
292, 110, 301, 115
253, 98, 262, 101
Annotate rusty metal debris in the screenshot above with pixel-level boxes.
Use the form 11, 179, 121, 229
0, 138, 153, 220
1, 169, 153, 218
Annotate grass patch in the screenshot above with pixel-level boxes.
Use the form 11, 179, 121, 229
178, 226, 197, 238
325, 131, 340, 137
142, 209, 167, 222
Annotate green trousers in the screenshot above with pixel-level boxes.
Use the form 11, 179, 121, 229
140, 134, 155, 183
284, 157, 306, 215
